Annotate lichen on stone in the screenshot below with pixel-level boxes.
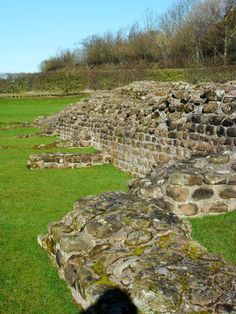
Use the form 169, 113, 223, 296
39, 192, 236, 313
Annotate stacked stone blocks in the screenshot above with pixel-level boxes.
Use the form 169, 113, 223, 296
36, 82, 236, 313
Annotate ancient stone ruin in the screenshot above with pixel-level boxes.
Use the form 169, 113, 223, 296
33, 81, 236, 217
38, 81, 236, 175
36, 81, 236, 313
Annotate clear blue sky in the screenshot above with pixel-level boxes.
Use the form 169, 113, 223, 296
0, 0, 174, 73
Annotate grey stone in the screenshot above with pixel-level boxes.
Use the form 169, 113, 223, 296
192, 188, 214, 201
222, 118, 234, 127
60, 232, 93, 253
227, 128, 236, 137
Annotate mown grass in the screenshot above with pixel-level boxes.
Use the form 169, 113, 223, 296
189, 211, 236, 264
0, 96, 235, 313
0, 96, 85, 124
0, 97, 131, 314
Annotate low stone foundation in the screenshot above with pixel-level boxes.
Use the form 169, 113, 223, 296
39, 192, 236, 314
27, 152, 110, 169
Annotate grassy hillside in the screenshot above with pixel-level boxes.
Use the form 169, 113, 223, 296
1, 65, 236, 94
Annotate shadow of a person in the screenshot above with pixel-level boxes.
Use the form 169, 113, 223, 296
80, 287, 138, 314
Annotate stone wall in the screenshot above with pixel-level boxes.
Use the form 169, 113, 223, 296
39, 192, 236, 313
27, 151, 110, 169
43, 81, 236, 176
130, 152, 236, 216
37, 82, 236, 313
34, 81, 236, 217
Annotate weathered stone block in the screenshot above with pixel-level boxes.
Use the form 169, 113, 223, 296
227, 127, 236, 137
191, 114, 201, 123
224, 137, 233, 145
222, 118, 234, 127
64, 256, 83, 286
203, 90, 217, 101
179, 203, 198, 215
221, 102, 236, 114
184, 103, 194, 113
203, 102, 218, 113
196, 124, 204, 133
219, 188, 236, 199
169, 172, 203, 186
155, 198, 174, 211
172, 89, 187, 99
209, 115, 225, 126
210, 202, 228, 213
166, 186, 190, 201
202, 202, 228, 213
158, 153, 171, 164
195, 143, 208, 152
60, 233, 94, 253
192, 188, 214, 201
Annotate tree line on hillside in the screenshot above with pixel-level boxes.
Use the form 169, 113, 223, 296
40, 0, 236, 71
0, 0, 235, 94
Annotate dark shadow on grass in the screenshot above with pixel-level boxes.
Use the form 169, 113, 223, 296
80, 288, 138, 314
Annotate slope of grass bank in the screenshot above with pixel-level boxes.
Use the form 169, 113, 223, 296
1, 65, 235, 93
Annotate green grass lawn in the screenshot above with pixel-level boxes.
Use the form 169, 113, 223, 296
0, 96, 235, 314
0, 97, 131, 314
0, 96, 85, 124
189, 211, 236, 264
